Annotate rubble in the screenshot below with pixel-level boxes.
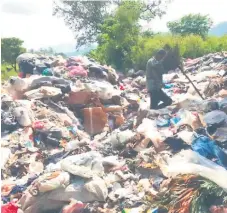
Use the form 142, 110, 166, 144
1, 52, 227, 213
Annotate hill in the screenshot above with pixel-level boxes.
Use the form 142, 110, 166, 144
65, 44, 97, 57
209, 22, 227, 36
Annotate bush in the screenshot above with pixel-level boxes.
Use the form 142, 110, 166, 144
130, 34, 227, 70
1, 63, 18, 80
89, 34, 227, 71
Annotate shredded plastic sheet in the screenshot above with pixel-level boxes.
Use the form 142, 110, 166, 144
158, 150, 227, 192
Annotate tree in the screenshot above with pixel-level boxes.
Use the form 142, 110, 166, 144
89, 1, 142, 70
54, 0, 170, 48
167, 14, 213, 38
141, 30, 156, 37
1, 37, 26, 71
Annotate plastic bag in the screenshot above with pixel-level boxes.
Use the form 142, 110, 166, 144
61, 151, 104, 178
109, 129, 136, 148
137, 118, 164, 148
176, 109, 202, 130
65, 140, 87, 152
204, 110, 227, 126
201, 99, 219, 113
163, 150, 227, 192
13, 107, 34, 127
1, 202, 18, 213
32, 171, 70, 193
1, 110, 18, 133
177, 130, 194, 145
219, 98, 227, 113
1, 148, 12, 169
9, 77, 29, 92
83, 81, 120, 100
68, 66, 87, 77
47, 178, 108, 203
175, 93, 201, 109
191, 134, 227, 168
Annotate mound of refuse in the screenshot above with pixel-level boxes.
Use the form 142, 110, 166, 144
1, 52, 227, 213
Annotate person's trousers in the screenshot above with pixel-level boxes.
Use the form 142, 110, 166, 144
149, 89, 172, 109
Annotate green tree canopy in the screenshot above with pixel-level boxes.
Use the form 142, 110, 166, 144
89, 1, 142, 70
167, 14, 213, 38
1, 37, 26, 71
54, 0, 169, 48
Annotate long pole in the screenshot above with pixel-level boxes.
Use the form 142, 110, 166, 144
178, 66, 205, 100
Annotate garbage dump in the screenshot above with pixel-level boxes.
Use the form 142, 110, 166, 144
1, 51, 227, 213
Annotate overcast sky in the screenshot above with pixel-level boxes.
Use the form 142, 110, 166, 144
1, 0, 227, 50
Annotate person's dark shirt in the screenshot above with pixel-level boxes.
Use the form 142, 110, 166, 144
146, 57, 166, 91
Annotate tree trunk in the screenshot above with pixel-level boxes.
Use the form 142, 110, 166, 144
12, 62, 17, 72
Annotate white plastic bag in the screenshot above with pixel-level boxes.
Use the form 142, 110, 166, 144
13, 106, 34, 126
163, 150, 227, 192
37, 172, 70, 193
137, 118, 164, 148
109, 129, 136, 148
1, 148, 11, 169
61, 151, 104, 178
177, 130, 194, 145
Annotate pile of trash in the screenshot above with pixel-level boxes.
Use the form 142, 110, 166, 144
1, 51, 227, 213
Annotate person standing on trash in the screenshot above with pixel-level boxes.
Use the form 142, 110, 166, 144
146, 49, 172, 109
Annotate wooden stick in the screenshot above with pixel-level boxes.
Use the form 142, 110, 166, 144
178, 66, 205, 100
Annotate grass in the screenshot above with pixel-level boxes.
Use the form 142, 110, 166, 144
1, 63, 18, 81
